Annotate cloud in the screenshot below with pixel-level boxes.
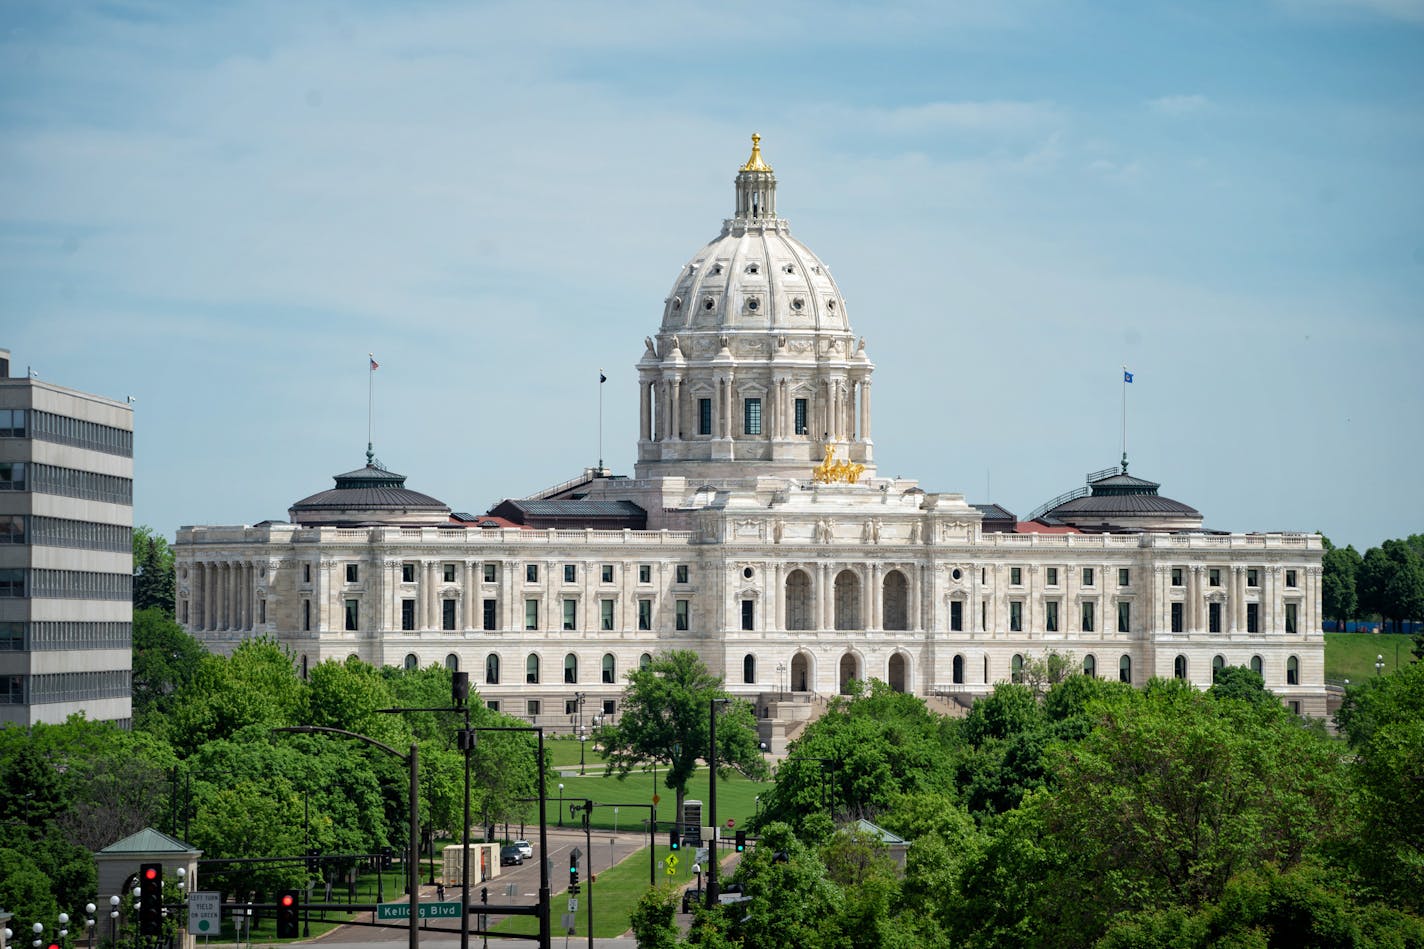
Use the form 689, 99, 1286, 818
1148, 94, 1210, 116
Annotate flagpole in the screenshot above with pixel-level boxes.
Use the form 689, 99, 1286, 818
368, 353, 376, 466
1120, 365, 1128, 473
598, 368, 605, 473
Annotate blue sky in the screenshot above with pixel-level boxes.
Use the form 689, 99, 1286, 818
2, 0, 1420, 550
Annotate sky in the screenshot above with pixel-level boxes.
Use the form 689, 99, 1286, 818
2, 0, 1421, 551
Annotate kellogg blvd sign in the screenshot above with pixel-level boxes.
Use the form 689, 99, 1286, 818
376, 901, 462, 921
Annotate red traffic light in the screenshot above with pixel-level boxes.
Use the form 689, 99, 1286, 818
143, 868, 158, 880
280, 894, 295, 908
48, 942, 61, 949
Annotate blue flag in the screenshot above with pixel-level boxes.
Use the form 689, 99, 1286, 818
1123, 369, 1133, 383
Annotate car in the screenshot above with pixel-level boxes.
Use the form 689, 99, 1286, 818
512, 839, 533, 858
500, 845, 524, 867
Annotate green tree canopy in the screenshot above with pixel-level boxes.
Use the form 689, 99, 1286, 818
1322, 541, 1362, 624
132, 525, 175, 615
131, 607, 207, 724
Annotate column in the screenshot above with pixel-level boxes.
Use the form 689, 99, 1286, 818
819, 563, 831, 630
860, 381, 872, 440
869, 564, 881, 631
670, 378, 681, 440
640, 382, 652, 441
711, 378, 722, 438
463, 562, 475, 630
425, 561, 438, 631
1226, 566, 1238, 633
1190, 566, 1202, 632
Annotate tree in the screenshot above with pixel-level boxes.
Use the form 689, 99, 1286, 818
132, 525, 175, 615
1358, 540, 1424, 633
131, 607, 207, 723
629, 884, 680, 949
596, 650, 766, 829
1321, 542, 1362, 626
160, 637, 307, 755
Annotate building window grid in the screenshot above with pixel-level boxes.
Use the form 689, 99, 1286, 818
24, 410, 134, 457
4, 620, 131, 651
675, 599, 690, 631
7, 568, 133, 600
27, 464, 132, 504
24, 669, 131, 703
600, 599, 615, 631
26, 516, 132, 552
744, 397, 762, 435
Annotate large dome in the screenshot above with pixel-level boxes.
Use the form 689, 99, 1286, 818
634, 135, 875, 483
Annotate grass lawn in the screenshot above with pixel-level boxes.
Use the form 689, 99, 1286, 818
547, 766, 772, 832
1325, 632, 1416, 683
492, 841, 699, 938
546, 737, 610, 769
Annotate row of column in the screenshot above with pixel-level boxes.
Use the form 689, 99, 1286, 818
189, 560, 261, 632
639, 373, 872, 442
759, 562, 921, 633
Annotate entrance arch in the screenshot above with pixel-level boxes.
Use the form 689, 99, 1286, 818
790, 651, 812, 692
786, 569, 813, 630
834, 570, 862, 631
888, 652, 908, 693
882, 570, 908, 630
838, 652, 860, 694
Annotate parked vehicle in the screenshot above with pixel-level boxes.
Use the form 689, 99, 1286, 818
513, 839, 533, 858
500, 845, 524, 866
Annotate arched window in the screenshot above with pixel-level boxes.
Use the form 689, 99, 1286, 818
1212, 655, 1226, 681
639, 652, 653, 671
1287, 655, 1299, 685
1174, 655, 1188, 680
602, 653, 616, 684
485, 653, 500, 685
952, 654, 965, 685
882, 570, 908, 630
526, 654, 540, 684
1250, 655, 1263, 675
1011, 653, 1024, 683
786, 569, 813, 630
445, 653, 459, 671
834, 570, 862, 631
743, 654, 756, 684
564, 653, 578, 684
404, 653, 418, 671
888, 653, 907, 693
1119, 654, 1132, 684
791, 652, 811, 692
1083, 654, 1096, 678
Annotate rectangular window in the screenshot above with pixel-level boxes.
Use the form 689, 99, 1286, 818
675, 599, 690, 631
981, 600, 987, 630
1171, 602, 1184, 633
483, 563, 497, 583
698, 399, 712, 435
744, 398, 762, 435
1046, 567, 1059, 587
526, 564, 539, 583
1117, 601, 1131, 633
401, 599, 415, 631
563, 564, 577, 584
402, 563, 416, 583
1209, 602, 1222, 633
346, 563, 359, 583
483, 599, 497, 631
565, 699, 578, 715
442, 599, 457, 631
1171, 567, 1184, 587
675, 565, 689, 584
1118, 568, 1131, 587
443, 563, 457, 583
1082, 567, 1095, 587
950, 600, 963, 632
0, 409, 27, 437
563, 599, 577, 630
486, 701, 500, 712
1209, 568, 1221, 587
602, 699, 616, 716
1247, 602, 1260, 633
600, 599, 614, 631
1247, 568, 1260, 588
639, 564, 652, 584
1286, 569, 1298, 588
303, 563, 312, 583
1081, 601, 1095, 632
524, 599, 539, 630
344, 599, 359, 631
794, 398, 808, 435
0, 569, 24, 598
0, 462, 26, 491
1285, 602, 1298, 634
303, 600, 311, 631
741, 600, 754, 631
0, 622, 23, 650
1010, 567, 1022, 586
1045, 600, 1059, 632
638, 599, 653, 631
1009, 600, 1023, 632
526, 700, 541, 717
601, 564, 614, 584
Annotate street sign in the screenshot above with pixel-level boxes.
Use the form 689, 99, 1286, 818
376, 901, 462, 921
567, 898, 577, 912
652, 794, 660, 805
665, 854, 679, 868
561, 912, 575, 931
665, 866, 676, 876
694, 848, 709, 865
727, 818, 735, 828
187, 892, 220, 935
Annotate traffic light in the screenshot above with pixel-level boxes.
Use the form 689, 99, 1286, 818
734, 830, 747, 853
452, 671, 470, 706
276, 891, 300, 939
139, 863, 163, 936
569, 851, 580, 888
669, 831, 680, 851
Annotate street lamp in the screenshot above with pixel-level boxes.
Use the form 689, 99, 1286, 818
1376, 654, 1385, 676
574, 692, 588, 775
558, 784, 565, 828
108, 895, 119, 946
707, 697, 731, 910
84, 903, 95, 949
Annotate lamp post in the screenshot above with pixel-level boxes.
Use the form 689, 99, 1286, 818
273, 726, 420, 949
1376, 654, 1385, 676
573, 692, 587, 775
706, 697, 731, 910
558, 784, 564, 828
84, 902, 95, 949
108, 895, 119, 946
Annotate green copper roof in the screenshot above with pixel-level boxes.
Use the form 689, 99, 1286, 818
97, 827, 199, 854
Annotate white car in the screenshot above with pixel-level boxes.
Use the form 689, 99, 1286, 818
513, 839, 533, 858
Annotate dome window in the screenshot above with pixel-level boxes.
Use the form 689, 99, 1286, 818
703, 297, 716, 311
746, 262, 760, 275
711, 263, 723, 276
791, 297, 805, 311
827, 298, 838, 310
747, 297, 760, 312
672, 296, 682, 310
783, 264, 795, 275
813, 266, 822, 274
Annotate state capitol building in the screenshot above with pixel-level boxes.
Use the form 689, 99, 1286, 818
174, 137, 1327, 736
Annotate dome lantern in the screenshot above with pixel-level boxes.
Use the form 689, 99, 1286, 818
734, 133, 777, 223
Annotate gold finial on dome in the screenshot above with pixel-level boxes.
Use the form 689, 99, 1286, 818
740, 133, 773, 173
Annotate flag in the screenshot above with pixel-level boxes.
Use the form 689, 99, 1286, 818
599, 371, 607, 384
1123, 369, 1133, 384
370, 357, 380, 371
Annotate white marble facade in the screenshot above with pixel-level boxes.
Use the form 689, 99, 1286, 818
174, 138, 1326, 724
